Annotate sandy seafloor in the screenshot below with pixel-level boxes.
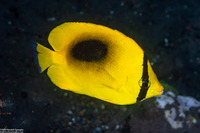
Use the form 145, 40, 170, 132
0, 0, 200, 132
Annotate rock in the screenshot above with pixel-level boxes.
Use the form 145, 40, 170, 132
177, 95, 200, 111
129, 91, 200, 133
164, 107, 183, 129
155, 92, 175, 109
155, 91, 200, 130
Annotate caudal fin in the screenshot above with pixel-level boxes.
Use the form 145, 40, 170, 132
31, 41, 53, 73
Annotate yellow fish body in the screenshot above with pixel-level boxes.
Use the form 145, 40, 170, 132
32, 22, 163, 105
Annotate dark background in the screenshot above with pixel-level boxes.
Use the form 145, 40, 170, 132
0, 0, 200, 132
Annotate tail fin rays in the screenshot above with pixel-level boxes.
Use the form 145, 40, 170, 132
31, 41, 54, 73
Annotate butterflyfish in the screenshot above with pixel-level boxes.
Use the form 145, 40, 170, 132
32, 22, 164, 105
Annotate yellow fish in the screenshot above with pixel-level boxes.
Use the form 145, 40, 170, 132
32, 22, 164, 105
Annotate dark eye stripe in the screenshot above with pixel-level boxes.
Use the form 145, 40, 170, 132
136, 53, 150, 102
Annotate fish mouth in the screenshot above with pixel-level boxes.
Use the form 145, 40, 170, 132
160, 87, 164, 94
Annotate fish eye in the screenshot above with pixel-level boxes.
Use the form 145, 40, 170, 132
138, 78, 151, 88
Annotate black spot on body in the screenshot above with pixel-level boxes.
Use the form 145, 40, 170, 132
71, 40, 108, 62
